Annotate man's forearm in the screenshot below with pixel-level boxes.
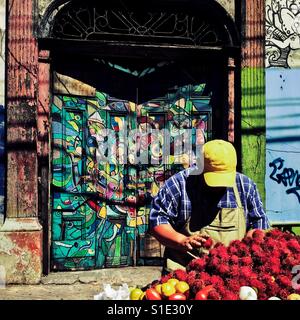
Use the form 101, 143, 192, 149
151, 224, 188, 252
151, 224, 208, 252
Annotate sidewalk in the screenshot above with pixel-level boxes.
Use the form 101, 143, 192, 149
0, 267, 162, 300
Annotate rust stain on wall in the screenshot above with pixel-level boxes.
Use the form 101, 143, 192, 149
0, 230, 42, 283
6, 0, 39, 219
7, 1, 38, 99
7, 151, 37, 218
9, 232, 42, 255
241, 0, 265, 68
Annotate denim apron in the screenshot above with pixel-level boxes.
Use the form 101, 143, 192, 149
163, 183, 246, 273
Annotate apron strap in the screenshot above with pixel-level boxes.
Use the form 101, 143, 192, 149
233, 183, 242, 208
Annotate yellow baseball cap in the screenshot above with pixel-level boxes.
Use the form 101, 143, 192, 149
203, 140, 237, 187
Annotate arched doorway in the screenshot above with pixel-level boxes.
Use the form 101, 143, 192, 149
38, 0, 240, 271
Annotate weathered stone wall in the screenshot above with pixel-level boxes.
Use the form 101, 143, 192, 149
0, 0, 5, 104
0, 0, 43, 285
216, 0, 235, 19
0, 0, 5, 225
0, 218, 42, 284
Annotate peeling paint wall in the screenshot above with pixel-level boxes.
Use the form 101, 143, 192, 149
0, 0, 42, 285
0, 0, 5, 225
36, 0, 51, 15
0, 218, 43, 284
265, 0, 300, 224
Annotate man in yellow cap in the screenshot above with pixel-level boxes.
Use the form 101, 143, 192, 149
149, 139, 270, 273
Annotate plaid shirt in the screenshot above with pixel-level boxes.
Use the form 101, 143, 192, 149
149, 168, 270, 231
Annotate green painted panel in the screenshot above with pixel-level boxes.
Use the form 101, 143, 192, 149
52, 240, 95, 259
241, 67, 266, 203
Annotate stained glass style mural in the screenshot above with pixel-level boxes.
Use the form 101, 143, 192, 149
51, 84, 212, 270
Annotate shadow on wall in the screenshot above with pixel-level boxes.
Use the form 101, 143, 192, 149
0, 105, 4, 223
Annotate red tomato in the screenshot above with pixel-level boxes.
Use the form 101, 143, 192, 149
195, 285, 214, 300
145, 288, 162, 300
168, 293, 187, 300
195, 291, 208, 300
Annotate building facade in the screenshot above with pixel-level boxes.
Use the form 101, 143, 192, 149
265, 0, 300, 224
0, 0, 297, 284
0, 0, 5, 225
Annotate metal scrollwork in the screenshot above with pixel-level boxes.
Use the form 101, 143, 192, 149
46, 3, 233, 47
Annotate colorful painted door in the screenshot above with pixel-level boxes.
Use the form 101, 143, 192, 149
51, 74, 212, 270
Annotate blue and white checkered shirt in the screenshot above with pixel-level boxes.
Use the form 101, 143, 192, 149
149, 168, 270, 231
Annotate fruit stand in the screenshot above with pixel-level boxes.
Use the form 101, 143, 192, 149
130, 229, 300, 300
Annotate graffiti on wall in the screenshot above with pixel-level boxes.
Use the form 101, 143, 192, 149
269, 157, 300, 203
265, 69, 300, 224
266, 0, 300, 67
51, 85, 212, 270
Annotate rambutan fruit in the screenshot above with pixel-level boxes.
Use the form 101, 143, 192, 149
208, 290, 221, 300
160, 274, 173, 283
208, 256, 221, 270
203, 237, 213, 249
239, 266, 253, 278
199, 272, 211, 283
226, 279, 241, 292
228, 245, 239, 255
240, 256, 253, 266
253, 229, 265, 238
276, 275, 292, 288
287, 239, 300, 253
266, 282, 280, 297
278, 288, 289, 299
217, 264, 230, 275
229, 265, 240, 278
229, 255, 239, 265
249, 279, 266, 293
172, 269, 188, 282
222, 290, 239, 300
187, 257, 206, 272
267, 228, 283, 239
250, 243, 262, 253
210, 275, 224, 287
242, 237, 252, 245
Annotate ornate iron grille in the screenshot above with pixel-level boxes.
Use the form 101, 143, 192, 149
48, 3, 233, 47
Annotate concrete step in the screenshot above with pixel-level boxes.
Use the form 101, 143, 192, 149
0, 266, 162, 300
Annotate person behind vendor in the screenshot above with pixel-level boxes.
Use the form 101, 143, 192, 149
149, 139, 270, 273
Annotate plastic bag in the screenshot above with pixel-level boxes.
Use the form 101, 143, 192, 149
94, 283, 130, 300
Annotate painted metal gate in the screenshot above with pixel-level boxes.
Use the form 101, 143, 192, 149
51, 73, 212, 270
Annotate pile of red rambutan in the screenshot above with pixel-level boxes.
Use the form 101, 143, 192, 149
158, 229, 300, 300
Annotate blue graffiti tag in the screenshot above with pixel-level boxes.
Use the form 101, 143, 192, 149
269, 158, 300, 203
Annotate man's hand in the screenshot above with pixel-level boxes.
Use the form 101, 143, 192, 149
246, 228, 268, 238
246, 229, 256, 238
151, 224, 209, 253
179, 235, 208, 251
